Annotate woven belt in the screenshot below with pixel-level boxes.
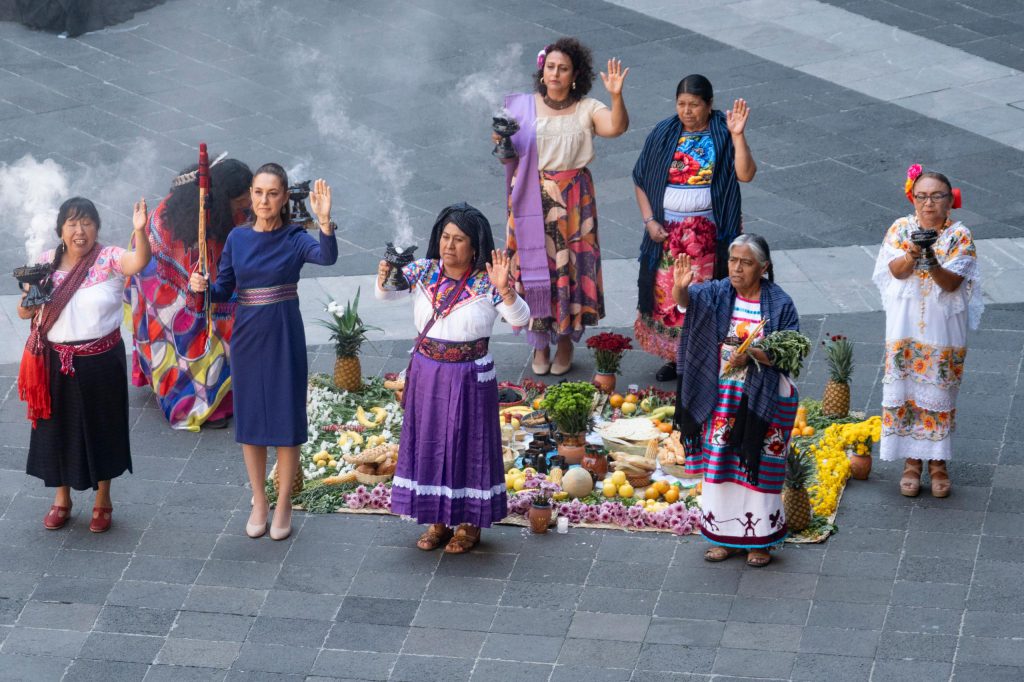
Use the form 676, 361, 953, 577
418, 338, 489, 363
50, 329, 122, 376
237, 284, 298, 306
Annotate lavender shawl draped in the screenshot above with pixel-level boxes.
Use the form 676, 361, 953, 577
504, 92, 550, 319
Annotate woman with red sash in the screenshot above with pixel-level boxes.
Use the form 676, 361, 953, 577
17, 197, 152, 532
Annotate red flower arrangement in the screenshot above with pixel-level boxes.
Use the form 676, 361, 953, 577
586, 332, 633, 374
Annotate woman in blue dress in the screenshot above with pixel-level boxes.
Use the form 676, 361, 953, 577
191, 164, 337, 540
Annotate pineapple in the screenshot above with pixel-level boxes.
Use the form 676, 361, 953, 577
783, 446, 815, 533
821, 334, 853, 418
319, 289, 380, 392
271, 460, 304, 495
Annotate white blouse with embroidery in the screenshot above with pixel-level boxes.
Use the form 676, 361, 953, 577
535, 96, 609, 171
375, 259, 530, 341
36, 246, 126, 343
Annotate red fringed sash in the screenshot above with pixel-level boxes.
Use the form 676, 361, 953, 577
17, 244, 101, 427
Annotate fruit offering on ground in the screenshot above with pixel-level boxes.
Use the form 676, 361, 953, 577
822, 334, 854, 418
560, 467, 595, 498
320, 289, 381, 393
782, 446, 815, 532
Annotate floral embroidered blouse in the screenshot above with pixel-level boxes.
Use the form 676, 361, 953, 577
36, 245, 126, 343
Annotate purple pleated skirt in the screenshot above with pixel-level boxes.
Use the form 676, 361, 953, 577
391, 344, 507, 527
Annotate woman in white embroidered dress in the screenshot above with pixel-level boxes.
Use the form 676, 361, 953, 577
873, 167, 982, 498
376, 203, 530, 554
17, 197, 152, 532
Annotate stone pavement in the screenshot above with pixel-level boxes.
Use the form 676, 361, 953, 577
2, 0, 1024, 680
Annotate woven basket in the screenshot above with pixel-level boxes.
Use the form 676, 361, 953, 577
626, 472, 652, 488
660, 462, 689, 479
270, 461, 304, 494
602, 436, 653, 458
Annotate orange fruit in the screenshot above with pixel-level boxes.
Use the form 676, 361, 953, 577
663, 486, 680, 504
652, 418, 662, 427
801, 425, 815, 437
654, 480, 670, 495
644, 486, 660, 500
623, 394, 638, 404
657, 422, 674, 434
608, 394, 624, 408
532, 397, 543, 410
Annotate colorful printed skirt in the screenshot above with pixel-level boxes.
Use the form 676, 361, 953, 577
391, 340, 507, 527
508, 167, 603, 348
686, 374, 798, 548
127, 257, 234, 431
635, 207, 717, 362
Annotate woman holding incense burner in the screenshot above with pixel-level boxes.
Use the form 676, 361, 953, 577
17, 196, 152, 533
873, 165, 980, 498
127, 157, 252, 431
673, 234, 799, 567
376, 203, 530, 554
190, 165, 337, 541
498, 37, 629, 376
633, 74, 756, 383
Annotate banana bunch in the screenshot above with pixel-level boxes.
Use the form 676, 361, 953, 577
648, 405, 675, 421
336, 430, 364, 447
356, 406, 388, 428
499, 405, 533, 417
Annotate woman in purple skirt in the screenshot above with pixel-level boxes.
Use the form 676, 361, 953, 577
376, 203, 530, 553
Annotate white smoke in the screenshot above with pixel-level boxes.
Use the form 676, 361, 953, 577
457, 43, 525, 115
0, 156, 69, 262
0, 139, 163, 262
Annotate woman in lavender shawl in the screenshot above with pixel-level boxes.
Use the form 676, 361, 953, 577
497, 37, 629, 376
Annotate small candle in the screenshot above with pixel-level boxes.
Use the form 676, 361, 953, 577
557, 516, 569, 534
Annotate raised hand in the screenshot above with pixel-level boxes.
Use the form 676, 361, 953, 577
132, 198, 148, 232
189, 271, 209, 293
673, 253, 694, 289
377, 260, 390, 288
309, 178, 332, 226
486, 249, 512, 293
726, 98, 750, 136
599, 58, 629, 96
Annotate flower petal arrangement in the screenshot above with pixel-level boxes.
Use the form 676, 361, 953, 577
586, 332, 633, 374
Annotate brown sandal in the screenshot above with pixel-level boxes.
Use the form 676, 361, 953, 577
416, 524, 451, 551
704, 546, 742, 562
900, 458, 923, 497
929, 460, 951, 498
746, 549, 772, 567
444, 525, 480, 554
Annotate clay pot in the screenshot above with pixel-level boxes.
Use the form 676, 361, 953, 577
848, 453, 872, 480
580, 446, 608, 483
528, 503, 552, 533
592, 372, 616, 394
556, 433, 586, 465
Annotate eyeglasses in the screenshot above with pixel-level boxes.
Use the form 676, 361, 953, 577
912, 192, 950, 203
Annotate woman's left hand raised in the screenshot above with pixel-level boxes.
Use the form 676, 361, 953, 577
726, 98, 750, 136
599, 58, 629, 96
132, 198, 148, 233
309, 178, 332, 227
486, 249, 512, 294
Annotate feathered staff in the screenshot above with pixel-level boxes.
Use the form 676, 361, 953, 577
196, 142, 212, 336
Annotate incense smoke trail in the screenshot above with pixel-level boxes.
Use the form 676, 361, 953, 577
457, 43, 525, 114
0, 156, 69, 262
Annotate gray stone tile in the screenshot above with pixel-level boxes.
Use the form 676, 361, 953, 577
635, 643, 715, 673
791, 653, 873, 682
712, 647, 795, 678
510, 556, 594, 585
891, 580, 969, 609
246, 616, 331, 649
107, 581, 189, 611
643, 617, 725, 647
0, 653, 71, 682
567, 611, 649, 642
436, 552, 517, 580
903, 531, 981, 559
231, 642, 317, 675
30, 576, 115, 605
170, 611, 254, 642
820, 550, 898, 580
654, 592, 734, 621
884, 606, 963, 635
806, 600, 887, 630
183, 586, 267, 617
16, 601, 100, 631
727, 596, 810, 625
273, 564, 356, 594
871, 659, 952, 681
64, 658, 150, 682
411, 600, 497, 632
95, 605, 178, 637
737, 568, 819, 598
577, 586, 658, 616
799, 626, 879, 657
260, 590, 343, 621
335, 596, 420, 627
158, 638, 241, 669
324, 622, 409, 653
312, 649, 396, 681
390, 654, 474, 682
79, 632, 164, 664
347, 571, 431, 601
425, 576, 506, 605
491, 607, 574, 638
136, 529, 220, 559
122, 556, 205, 584
1, 626, 88, 657
662, 566, 742, 595
875, 631, 957, 661
479, 631, 562, 663
471, 659, 553, 681
402, 626, 486, 658
897, 554, 974, 584
557, 638, 642, 668
720, 621, 802, 652
813, 576, 892, 604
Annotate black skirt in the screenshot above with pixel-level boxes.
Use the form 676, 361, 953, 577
26, 339, 133, 490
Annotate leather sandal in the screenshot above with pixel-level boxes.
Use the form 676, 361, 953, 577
929, 460, 951, 498
444, 524, 480, 554
416, 524, 452, 551
44, 503, 72, 530
746, 549, 772, 567
900, 458, 923, 497
704, 546, 741, 562
89, 506, 112, 533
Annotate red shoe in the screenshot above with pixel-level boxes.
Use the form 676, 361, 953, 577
43, 504, 72, 530
89, 506, 112, 533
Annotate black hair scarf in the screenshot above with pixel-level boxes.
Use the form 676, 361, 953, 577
425, 202, 496, 272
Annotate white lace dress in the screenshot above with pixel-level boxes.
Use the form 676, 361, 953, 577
872, 215, 983, 461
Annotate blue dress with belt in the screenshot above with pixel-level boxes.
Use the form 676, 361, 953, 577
209, 224, 338, 446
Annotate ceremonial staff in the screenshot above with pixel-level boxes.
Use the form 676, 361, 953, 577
197, 142, 212, 338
